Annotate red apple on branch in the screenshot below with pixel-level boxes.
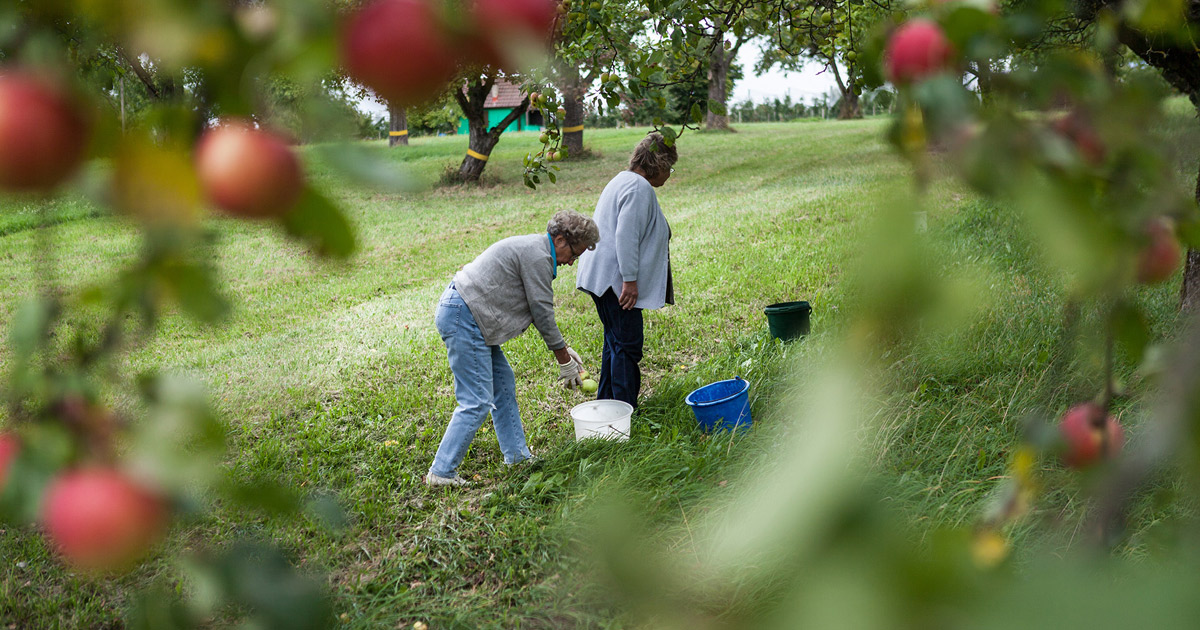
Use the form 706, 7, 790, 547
884, 19, 956, 85
0, 432, 18, 490
464, 0, 558, 70
1052, 111, 1106, 166
471, 0, 558, 45
1059, 402, 1124, 469
340, 0, 460, 107
0, 71, 90, 192
1136, 217, 1182, 285
195, 121, 303, 219
42, 468, 168, 572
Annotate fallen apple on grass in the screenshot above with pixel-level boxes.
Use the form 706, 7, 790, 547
580, 378, 598, 394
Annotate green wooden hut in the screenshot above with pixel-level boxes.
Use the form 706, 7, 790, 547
456, 79, 544, 134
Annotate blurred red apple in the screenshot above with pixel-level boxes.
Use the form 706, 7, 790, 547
42, 468, 168, 572
0, 432, 18, 490
0, 71, 89, 192
1059, 403, 1124, 469
466, 0, 558, 69
1052, 111, 1105, 165
1136, 217, 1182, 285
340, 0, 460, 107
195, 121, 303, 219
473, 0, 557, 42
884, 19, 955, 85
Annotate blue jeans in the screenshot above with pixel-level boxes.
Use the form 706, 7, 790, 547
589, 288, 644, 408
429, 286, 532, 478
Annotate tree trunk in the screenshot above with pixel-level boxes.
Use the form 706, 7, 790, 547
453, 75, 530, 183
705, 37, 737, 132
555, 63, 588, 157
1181, 250, 1200, 311
1181, 158, 1200, 310
974, 60, 996, 106
562, 94, 585, 156
830, 62, 862, 120
837, 91, 861, 119
388, 104, 408, 146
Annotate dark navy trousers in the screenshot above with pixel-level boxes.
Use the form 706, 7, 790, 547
589, 288, 644, 408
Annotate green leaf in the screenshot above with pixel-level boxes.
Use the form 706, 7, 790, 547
1112, 300, 1150, 364
217, 542, 334, 630
1126, 0, 1187, 33
306, 494, 349, 531
1178, 217, 1200, 249
126, 586, 194, 630
0, 414, 77, 520
9, 298, 54, 360
659, 126, 677, 146
221, 476, 303, 516
281, 185, 356, 259
547, 171, 557, 184
160, 260, 229, 324
707, 99, 727, 116
690, 103, 703, 124
314, 144, 418, 194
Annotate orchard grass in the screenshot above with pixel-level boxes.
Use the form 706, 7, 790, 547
1, 105, 1197, 626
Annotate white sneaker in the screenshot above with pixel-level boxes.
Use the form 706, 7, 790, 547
424, 472, 469, 487
509, 451, 539, 466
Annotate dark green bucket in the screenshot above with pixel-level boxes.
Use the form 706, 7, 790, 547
764, 301, 812, 341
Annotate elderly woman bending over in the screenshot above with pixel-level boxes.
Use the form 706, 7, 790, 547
425, 210, 600, 486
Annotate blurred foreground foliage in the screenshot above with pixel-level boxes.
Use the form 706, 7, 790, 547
4, 0, 1200, 627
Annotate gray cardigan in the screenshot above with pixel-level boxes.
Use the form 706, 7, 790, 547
451, 233, 566, 349
576, 170, 673, 309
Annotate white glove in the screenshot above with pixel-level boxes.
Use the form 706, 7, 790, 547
565, 347, 584, 372
558, 354, 582, 389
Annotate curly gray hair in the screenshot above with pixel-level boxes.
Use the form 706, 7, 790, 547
547, 210, 600, 251
628, 132, 678, 179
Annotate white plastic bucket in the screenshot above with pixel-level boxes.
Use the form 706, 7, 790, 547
569, 399, 633, 441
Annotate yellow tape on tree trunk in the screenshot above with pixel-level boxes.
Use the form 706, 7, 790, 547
562, 125, 584, 132
389, 130, 408, 136
467, 149, 489, 161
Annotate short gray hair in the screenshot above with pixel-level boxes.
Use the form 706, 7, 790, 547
548, 210, 599, 250
628, 132, 678, 179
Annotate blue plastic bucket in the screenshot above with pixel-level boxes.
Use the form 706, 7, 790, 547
685, 377, 752, 432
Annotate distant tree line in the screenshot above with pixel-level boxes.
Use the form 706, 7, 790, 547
584, 87, 897, 128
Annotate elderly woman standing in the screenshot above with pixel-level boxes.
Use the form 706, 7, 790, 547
426, 210, 600, 487
576, 132, 678, 409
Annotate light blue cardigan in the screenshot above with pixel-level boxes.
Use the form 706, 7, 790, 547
576, 170, 673, 310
